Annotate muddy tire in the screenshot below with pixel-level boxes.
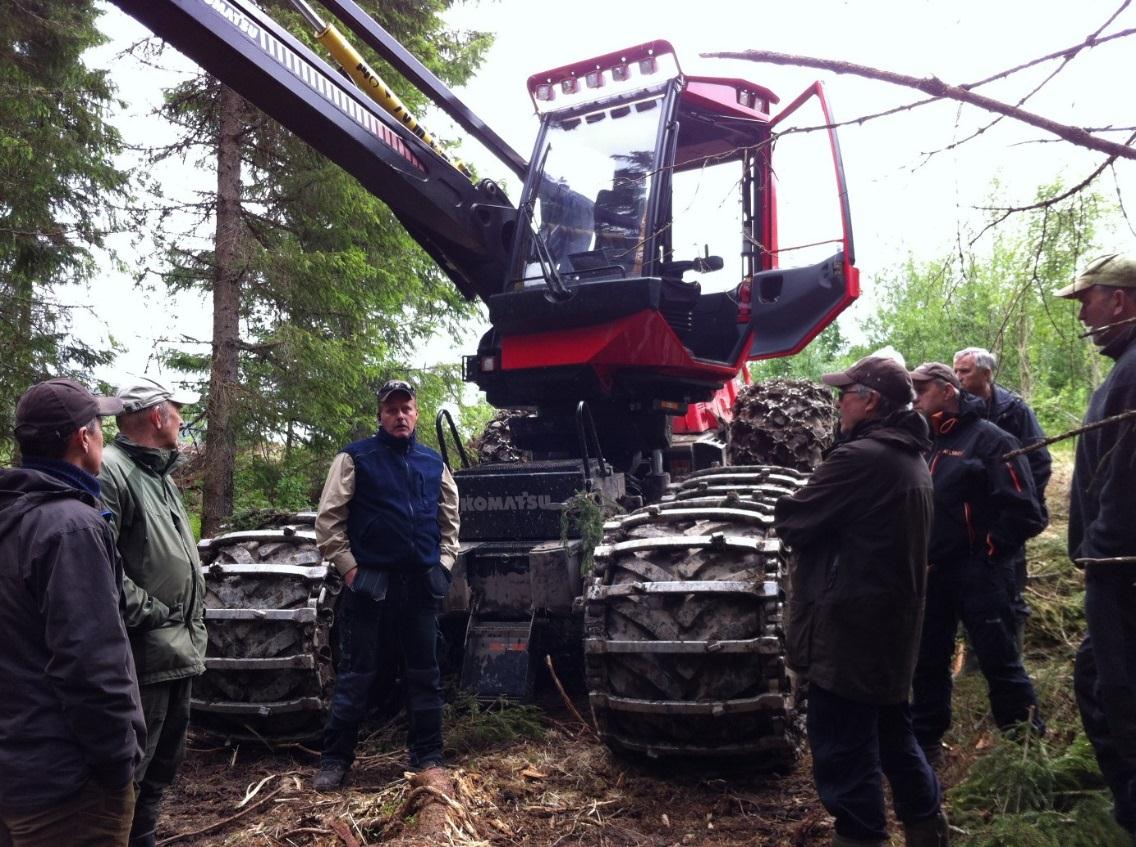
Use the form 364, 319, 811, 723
727, 378, 837, 472
192, 519, 340, 740
584, 466, 806, 768
469, 409, 534, 464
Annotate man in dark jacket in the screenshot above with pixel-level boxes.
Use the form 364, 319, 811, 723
909, 362, 1046, 764
0, 379, 145, 846
1055, 254, 1136, 836
100, 377, 206, 847
775, 356, 947, 847
313, 379, 460, 791
953, 346, 1051, 644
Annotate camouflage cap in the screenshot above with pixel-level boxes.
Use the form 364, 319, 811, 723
1054, 253, 1136, 298
117, 376, 200, 413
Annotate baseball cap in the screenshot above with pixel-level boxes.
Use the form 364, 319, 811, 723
909, 362, 961, 389
15, 378, 123, 441
377, 379, 417, 402
1054, 253, 1136, 298
117, 376, 200, 413
821, 356, 915, 404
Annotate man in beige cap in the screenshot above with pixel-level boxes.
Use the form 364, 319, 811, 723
0, 379, 145, 845
99, 376, 205, 847
1055, 254, 1136, 837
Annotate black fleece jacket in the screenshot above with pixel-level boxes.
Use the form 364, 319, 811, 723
925, 392, 1045, 567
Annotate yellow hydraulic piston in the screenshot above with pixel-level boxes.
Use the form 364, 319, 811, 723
287, 0, 472, 178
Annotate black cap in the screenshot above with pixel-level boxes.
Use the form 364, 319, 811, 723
15, 378, 123, 441
821, 356, 915, 404
377, 379, 416, 402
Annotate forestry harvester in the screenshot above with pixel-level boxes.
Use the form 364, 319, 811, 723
112, 0, 859, 765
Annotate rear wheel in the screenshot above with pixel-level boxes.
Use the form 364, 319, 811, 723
192, 519, 340, 740
584, 466, 806, 768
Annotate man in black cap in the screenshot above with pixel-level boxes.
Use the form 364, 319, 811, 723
99, 376, 205, 847
1055, 254, 1136, 836
312, 379, 460, 791
0, 379, 145, 846
908, 362, 1045, 766
775, 356, 948, 847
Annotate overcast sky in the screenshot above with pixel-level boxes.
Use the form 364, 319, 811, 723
79, 0, 1136, 388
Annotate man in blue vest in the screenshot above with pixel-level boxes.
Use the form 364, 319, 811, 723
313, 379, 460, 791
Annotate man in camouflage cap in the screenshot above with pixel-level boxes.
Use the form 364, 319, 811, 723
1056, 254, 1136, 837
99, 376, 205, 847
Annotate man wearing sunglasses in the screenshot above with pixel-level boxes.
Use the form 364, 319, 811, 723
775, 356, 947, 847
313, 379, 460, 792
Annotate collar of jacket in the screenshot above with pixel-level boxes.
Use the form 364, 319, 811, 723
19, 457, 103, 501
832, 408, 931, 453
376, 426, 415, 454
1101, 324, 1136, 361
113, 433, 180, 476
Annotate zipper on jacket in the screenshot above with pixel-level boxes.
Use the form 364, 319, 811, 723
963, 501, 976, 546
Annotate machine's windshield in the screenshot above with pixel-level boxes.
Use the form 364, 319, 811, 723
519, 96, 664, 285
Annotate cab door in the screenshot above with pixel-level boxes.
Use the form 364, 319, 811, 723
748, 81, 859, 359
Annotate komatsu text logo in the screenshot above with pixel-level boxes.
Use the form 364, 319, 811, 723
461, 494, 558, 512
200, 0, 259, 40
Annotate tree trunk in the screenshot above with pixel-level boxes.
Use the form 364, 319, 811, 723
202, 84, 244, 537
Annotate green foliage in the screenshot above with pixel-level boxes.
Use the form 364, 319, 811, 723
858, 184, 1110, 435
138, 1, 492, 513
0, 0, 125, 451
560, 490, 611, 576
951, 732, 1126, 847
443, 693, 545, 755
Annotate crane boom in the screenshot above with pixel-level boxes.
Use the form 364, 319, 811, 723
109, 0, 517, 303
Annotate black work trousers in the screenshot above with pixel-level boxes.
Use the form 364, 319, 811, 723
912, 557, 1042, 748
807, 684, 942, 842
1075, 565, 1136, 834
321, 567, 448, 770
131, 677, 193, 843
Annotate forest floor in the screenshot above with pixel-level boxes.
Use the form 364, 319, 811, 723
155, 452, 1131, 847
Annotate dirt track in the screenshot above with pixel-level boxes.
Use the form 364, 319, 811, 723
157, 699, 832, 847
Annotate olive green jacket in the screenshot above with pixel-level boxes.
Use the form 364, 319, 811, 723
100, 435, 206, 685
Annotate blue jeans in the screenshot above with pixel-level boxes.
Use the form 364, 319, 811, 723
912, 558, 1042, 747
807, 684, 941, 841
321, 567, 449, 769
1075, 566, 1136, 833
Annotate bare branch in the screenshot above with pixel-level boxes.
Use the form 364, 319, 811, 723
704, 50, 1136, 161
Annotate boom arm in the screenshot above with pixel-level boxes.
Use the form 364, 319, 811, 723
110, 0, 518, 303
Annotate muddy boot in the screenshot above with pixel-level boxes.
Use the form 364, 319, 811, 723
313, 759, 349, 791
832, 834, 887, 847
903, 810, 950, 847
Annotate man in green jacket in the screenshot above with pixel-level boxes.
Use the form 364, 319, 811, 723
100, 376, 206, 847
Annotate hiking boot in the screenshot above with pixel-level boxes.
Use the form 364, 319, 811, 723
313, 760, 349, 791
903, 810, 950, 847
920, 741, 944, 768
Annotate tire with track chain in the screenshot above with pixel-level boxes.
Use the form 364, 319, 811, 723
584, 465, 807, 768
727, 378, 837, 472
192, 514, 341, 740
